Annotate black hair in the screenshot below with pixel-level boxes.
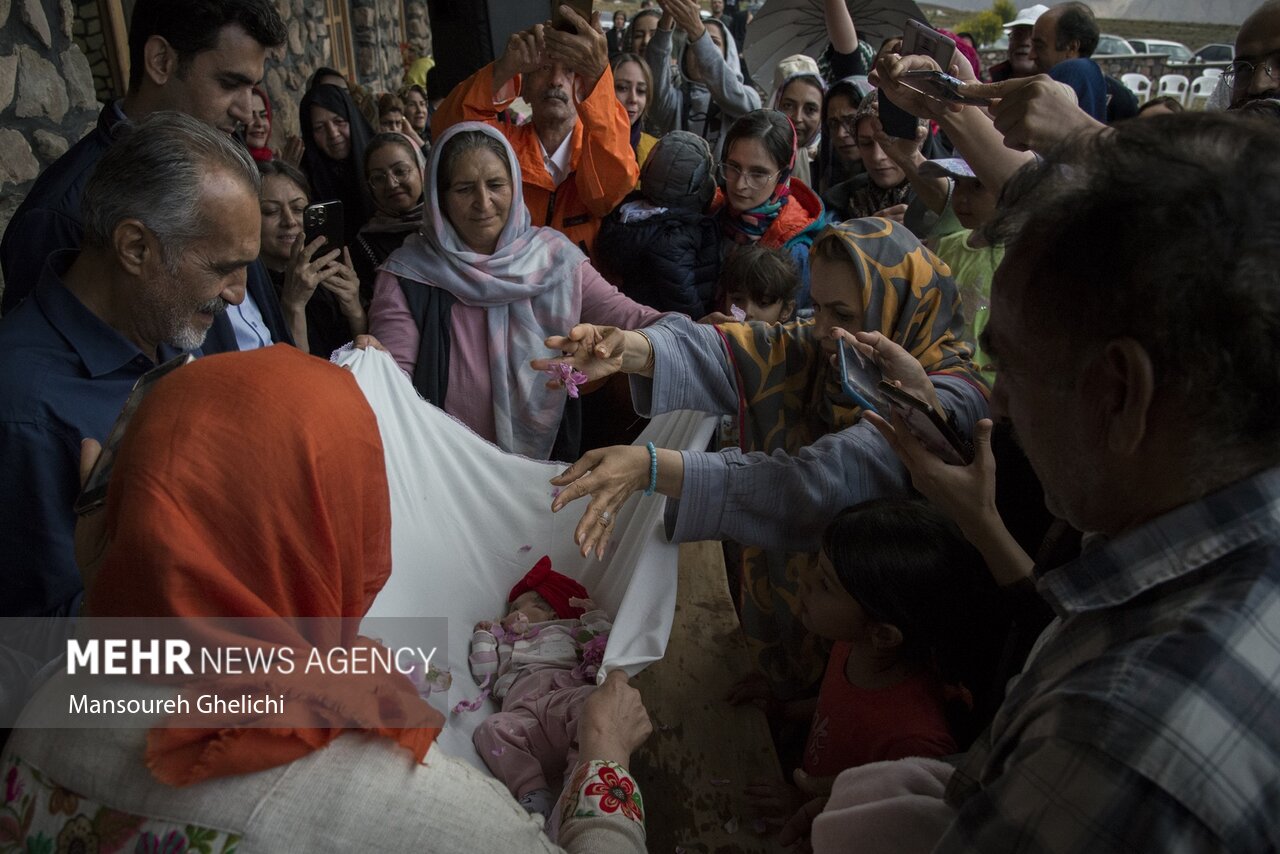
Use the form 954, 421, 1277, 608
1054, 2, 1100, 58
719, 244, 799, 309
256, 158, 311, 198
984, 112, 1280, 479
128, 0, 286, 91
722, 109, 795, 182
437, 130, 511, 189
821, 498, 1002, 745
1136, 94, 1184, 115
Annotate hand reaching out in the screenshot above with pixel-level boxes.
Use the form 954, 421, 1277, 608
656, 0, 706, 39
544, 6, 609, 90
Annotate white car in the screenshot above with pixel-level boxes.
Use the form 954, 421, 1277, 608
1128, 38, 1192, 62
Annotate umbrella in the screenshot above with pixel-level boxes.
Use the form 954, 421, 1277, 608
743, 0, 927, 86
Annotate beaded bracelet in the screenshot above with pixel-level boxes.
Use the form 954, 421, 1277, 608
643, 441, 658, 496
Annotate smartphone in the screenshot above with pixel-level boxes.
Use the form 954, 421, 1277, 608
877, 380, 974, 465
902, 19, 956, 69
74, 353, 197, 516
838, 340, 883, 413
898, 69, 992, 106
552, 0, 593, 31
878, 88, 919, 140
303, 200, 344, 254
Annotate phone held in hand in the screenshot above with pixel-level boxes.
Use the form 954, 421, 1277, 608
898, 69, 992, 107
902, 19, 957, 69
877, 380, 974, 465
74, 353, 197, 516
303, 200, 345, 255
838, 339, 884, 413
552, 0, 593, 32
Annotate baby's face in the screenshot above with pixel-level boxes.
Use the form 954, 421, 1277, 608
508, 591, 556, 624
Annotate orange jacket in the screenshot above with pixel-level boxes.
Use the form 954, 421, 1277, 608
432, 63, 639, 259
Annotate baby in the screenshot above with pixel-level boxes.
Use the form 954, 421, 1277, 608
469, 557, 612, 822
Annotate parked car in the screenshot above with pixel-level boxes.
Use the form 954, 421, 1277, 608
1128, 38, 1192, 62
1094, 34, 1136, 55
1192, 43, 1234, 63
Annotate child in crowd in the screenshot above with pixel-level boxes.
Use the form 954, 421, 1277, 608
799, 498, 999, 782
720, 243, 799, 324
469, 557, 612, 823
918, 158, 1002, 379
747, 498, 1000, 816
595, 131, 722, 318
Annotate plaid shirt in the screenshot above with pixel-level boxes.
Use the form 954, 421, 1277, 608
936, 466, 1280, 853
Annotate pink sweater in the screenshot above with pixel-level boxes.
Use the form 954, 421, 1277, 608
369, 263, 659, 445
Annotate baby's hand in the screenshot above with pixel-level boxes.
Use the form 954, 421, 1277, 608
474, 619, 496, 632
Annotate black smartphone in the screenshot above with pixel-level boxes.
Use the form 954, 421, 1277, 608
552, 0, 593, 32
877, 380, 974, 465
303, 200, 345, 254
898, 69, 992, 106
902, 19, 956, 69
838, 339, 883, 413
878, 88, 919, 140
74, 353, 197, 516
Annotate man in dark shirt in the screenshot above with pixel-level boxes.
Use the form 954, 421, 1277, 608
0, 0, 289, 353
0, 112, 262, 620
1028, 2, 1107, 121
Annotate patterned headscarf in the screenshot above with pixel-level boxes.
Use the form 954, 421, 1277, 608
717, 216, 984, 450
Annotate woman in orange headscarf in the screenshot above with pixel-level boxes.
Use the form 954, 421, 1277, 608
2, 346, 649, 852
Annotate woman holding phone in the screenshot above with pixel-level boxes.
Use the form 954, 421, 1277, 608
298, 82, 377, 247
535, 218, 987, 701
256, 160, 366, 357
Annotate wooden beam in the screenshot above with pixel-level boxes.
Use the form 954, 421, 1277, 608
102, 0, 130, 98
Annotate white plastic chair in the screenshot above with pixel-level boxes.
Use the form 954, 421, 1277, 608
1157, 74, 1190, 104
1187, 75, 1218, 109
1201, 67, 1223, 78
1121, 72, 1151, 103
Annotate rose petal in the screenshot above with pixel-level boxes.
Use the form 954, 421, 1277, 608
730, 304, 746, 322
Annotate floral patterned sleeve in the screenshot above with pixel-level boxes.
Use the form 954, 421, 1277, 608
553, 760, 646, 853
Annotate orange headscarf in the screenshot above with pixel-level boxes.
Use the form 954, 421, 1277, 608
87, 345, 442, 786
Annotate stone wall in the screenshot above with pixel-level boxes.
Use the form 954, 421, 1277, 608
0, 0, 101, 297
404, 0, 430, 59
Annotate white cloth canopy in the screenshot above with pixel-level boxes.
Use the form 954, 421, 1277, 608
342, 347, 716, 769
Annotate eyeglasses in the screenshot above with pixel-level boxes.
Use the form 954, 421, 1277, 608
368, 164, 417, 190
1223, 55, 1280, 88
716, 161, 781, 191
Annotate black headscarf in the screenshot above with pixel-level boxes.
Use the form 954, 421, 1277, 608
298, 83, 376, 246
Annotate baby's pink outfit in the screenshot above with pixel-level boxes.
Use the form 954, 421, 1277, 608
471, 610, 612, 800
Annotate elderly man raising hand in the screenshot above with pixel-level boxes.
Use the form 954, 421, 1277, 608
432, 7, 638, 259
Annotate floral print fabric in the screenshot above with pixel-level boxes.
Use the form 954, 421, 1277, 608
558, 760, 644, 829
0, 756, 241, 854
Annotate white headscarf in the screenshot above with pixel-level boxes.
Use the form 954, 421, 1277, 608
381, 122, 586, 458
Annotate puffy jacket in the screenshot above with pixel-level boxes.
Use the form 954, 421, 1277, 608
596, 196, 721, 318
714, 179, 829, 308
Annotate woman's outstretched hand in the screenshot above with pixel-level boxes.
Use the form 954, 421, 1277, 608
532, 324, 653, 389
551, 445, 651, 559
831, 328, 943, 413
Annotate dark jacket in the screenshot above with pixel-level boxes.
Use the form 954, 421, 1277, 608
596, 196, 722, 318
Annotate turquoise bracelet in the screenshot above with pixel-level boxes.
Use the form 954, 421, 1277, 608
644, 441, 658, 496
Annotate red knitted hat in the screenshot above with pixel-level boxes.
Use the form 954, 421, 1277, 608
508, 556, 589, 619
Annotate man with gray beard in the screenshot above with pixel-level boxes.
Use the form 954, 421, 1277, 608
0, 112, 261, 621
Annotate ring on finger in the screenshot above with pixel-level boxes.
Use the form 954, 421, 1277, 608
596, 508, 612, 526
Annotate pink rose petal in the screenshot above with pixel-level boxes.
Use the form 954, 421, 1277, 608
730, 304, 747, 322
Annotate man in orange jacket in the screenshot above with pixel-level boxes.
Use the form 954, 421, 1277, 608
432, 8, 639, 259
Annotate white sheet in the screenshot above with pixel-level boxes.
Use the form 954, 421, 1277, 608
341, 347, 716, 768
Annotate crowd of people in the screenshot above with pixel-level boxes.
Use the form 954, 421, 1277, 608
0, 0, 1278, 850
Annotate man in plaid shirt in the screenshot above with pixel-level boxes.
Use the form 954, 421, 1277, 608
930, 112, 1280, 851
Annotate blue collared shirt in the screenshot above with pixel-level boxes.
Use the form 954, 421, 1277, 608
0, 253, 186, 617
938, 465, 1280, 853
